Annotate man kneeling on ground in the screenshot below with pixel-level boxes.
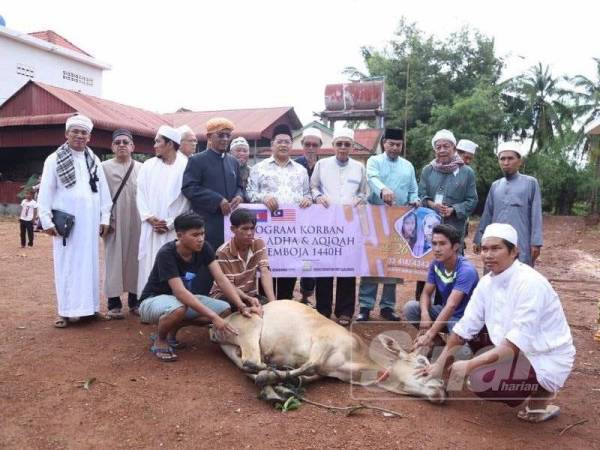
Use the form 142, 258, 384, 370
210, 208, 276, 305
404, 224, 479, 353
138, 212, 261, 362
419, 223, 575, 423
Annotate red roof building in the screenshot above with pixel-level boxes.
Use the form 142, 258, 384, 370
0, 81, 302, 199
27, 30, 92, 57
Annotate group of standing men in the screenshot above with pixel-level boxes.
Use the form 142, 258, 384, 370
36, 112, 574, 423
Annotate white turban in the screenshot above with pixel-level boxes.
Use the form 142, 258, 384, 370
431, 129, 456, 148
302, 127, 323, 142
177, 125, 194, 136
497, 141, 523, 158
157, 125, 181, 145
230, 137, 249, 149
332, 127, 354, 142
482, 223, 518, 247
66, 114, 93, 133
457, 139, 478, 155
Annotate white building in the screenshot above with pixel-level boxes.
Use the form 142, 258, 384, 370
0, 25, 110, 105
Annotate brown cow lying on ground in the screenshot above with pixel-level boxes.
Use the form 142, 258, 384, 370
210, 300, 446, 404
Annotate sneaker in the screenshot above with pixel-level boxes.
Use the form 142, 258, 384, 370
355, 308, 371, 322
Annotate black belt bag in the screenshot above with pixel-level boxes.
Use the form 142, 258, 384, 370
51, 209, 75, 246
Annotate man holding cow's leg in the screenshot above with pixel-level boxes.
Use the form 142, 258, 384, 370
138, 212, 260, 362
420, 223, 575, 423
211, 208, 276, 305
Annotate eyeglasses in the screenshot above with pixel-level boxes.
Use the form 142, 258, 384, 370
274, 139, 292, 145
303, 142, 320, 148
334, 141, 352, 148
435, 143, 454, 151
68, 129, 89, 136
215, 132, 231, 139
182, 139, 198, 144
113, 139, 132, 146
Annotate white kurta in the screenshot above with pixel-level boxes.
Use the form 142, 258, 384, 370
453, 261, 575, 392
136, 152, 190, 295
38, 148, 112, 317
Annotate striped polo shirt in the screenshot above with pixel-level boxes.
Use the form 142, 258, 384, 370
210, 237, 269, 299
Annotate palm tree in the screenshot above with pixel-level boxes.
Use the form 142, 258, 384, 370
515, 63, 572, 153
570, 58, 600, 215
570, 58, 600, 128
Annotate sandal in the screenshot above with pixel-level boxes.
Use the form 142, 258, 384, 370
517, 405, 560, 423
337, 315, 352, 327
54, 316, 68, 328
150, 333, 187, 350
150, 345, 178, 362
106, 308, 125, 319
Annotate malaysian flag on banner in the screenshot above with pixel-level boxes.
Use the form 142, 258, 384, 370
271, 209, 296, 222
254, 209, 269, 222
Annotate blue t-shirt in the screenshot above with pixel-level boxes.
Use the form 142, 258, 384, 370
426, 255, 478, 320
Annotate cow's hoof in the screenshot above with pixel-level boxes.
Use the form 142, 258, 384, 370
242, 361, 263, 373
258, 385, 285, 403
255, 370, 279, 387
272, 385, 297, 398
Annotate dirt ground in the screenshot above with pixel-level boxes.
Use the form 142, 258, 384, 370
1, 215, 599, 449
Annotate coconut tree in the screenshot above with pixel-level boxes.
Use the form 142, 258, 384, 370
570, 58, 600, 215
514, 63, 572, 153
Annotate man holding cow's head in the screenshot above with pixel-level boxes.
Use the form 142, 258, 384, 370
420, 223, 575, 423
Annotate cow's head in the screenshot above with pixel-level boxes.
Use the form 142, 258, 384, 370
375, 335, 446, 404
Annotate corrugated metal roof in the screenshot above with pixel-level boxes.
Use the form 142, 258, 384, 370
28, 30, 92, 57
0, 81, 170, 137
0, 81, 303, 143
354, 128, 383, 152
165, 107, 302, 140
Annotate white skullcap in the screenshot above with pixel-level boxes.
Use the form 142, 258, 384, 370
457, 139, 478, 155
230, 137, 249, 149
431, 129, 457, 148
177, 125, 194, 136
302, 127, 323, 142
66, 114, 93, 133
157, 125, 181, 145
497, 141, 523, 158
332, 127, 354, 142
482, 223, 518, 247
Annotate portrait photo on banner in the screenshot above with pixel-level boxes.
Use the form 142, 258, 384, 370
394, 207, 441, 258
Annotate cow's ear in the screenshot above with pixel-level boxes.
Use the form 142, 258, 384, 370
378, 335, 407, 358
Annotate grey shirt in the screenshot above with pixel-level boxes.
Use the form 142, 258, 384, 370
474, 172, 543, 266
418, 164, 478, 243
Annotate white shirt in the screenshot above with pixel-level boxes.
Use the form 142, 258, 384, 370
310, 156, 367, 205
20, 199, 38, 221
453, 260, 575, 392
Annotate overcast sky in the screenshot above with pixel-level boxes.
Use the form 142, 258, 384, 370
2, 0, 598, 123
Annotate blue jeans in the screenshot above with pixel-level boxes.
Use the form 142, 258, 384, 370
402, 300, 458, 333
358, 278, 396, 311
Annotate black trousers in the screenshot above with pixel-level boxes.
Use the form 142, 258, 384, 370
19, 219, 34, 247
108, 293, 138, 310
263, 277, 296, 300
315, 277, 356, 318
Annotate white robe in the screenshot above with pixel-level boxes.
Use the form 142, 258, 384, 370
453, 261, 575, 392
38, 148, 112, 317
136, 152, 190, 295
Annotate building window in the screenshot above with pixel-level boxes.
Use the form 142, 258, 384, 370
62, 70, 94, 86
17, 64, 35, 78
